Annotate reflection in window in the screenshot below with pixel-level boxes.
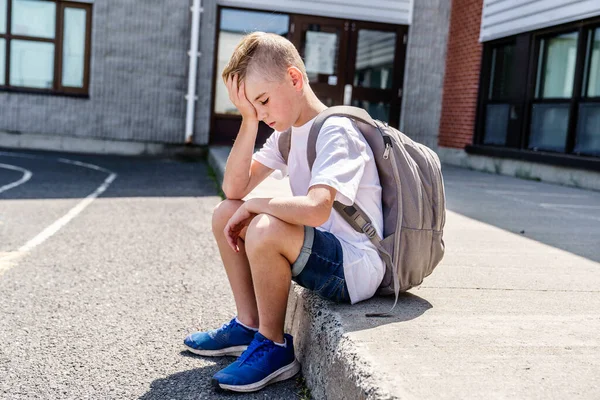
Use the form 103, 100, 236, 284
11, 0, 56, 39
584, 28, 600, 97
489, 43, 515, 100
536, 32, 578, 99
0, 39, 4, 85
10, 40, 54, 88
215, 9, 289, 115
484, 104, 510, 145
575, 104, 600, 156
62, 7, 86, 88
0, 0, 6, 34
529, 103, 570, 152
354, 30, 396, 90
352, 99, 390, 123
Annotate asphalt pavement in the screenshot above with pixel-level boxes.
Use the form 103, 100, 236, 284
0, 149, 303, 399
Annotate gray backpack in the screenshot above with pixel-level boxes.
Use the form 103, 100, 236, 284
278, 106, 446, 316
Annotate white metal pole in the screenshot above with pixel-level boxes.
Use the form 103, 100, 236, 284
185, 0, 202, 144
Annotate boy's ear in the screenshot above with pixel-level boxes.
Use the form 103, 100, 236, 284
288, 67, 304, 90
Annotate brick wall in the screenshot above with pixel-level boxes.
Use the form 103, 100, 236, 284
438, 0, 483, 149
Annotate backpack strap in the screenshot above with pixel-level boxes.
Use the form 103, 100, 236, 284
307, 106, 378, 171
278, 128, 292, 165
309, 106, 399, 318
333, 202, 396, 318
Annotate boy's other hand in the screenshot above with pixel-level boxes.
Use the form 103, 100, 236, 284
225, 73, 258, 123
224, 203, 256, 253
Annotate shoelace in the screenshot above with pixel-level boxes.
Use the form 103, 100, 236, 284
209, 319, 236, 338
238, 339, 272, 366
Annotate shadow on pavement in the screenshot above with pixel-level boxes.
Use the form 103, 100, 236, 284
326, 292, 432, 334
442, 165, 600, 264
139, 355, 304, 400
0, 148, 220, 200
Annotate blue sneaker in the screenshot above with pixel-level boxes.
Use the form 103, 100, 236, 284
212, 332, 301, 393
183, 317, 256, 357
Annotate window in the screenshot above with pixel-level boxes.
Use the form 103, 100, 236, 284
477, 19, 600, 163
0, 0, 92, 95
530, 31, 578, 152
483, 43, 516, 146
576, 27, 600, 156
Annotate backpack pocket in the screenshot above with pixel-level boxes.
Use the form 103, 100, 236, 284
398, 227, 434, 290
427, 231, 445, 277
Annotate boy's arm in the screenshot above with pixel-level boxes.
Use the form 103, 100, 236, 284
244, 184, 336, 227
222, 119, 273, 200
224, 184, 336, 252
221, 74, 273, 199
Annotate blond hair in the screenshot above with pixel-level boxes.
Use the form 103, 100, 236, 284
222, 32, 308, 85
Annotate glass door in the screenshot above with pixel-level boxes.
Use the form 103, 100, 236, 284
291, 16, 406, 128
290, 15, 348, 107
347, 21, 406, 128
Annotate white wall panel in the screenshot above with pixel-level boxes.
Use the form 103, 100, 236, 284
218, 0, 413, 25
481, 0, 600, 42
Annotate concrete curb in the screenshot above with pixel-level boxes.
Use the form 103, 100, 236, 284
208, 146, 394, 400
285, 286, 403, 400
0, 131, 208, 159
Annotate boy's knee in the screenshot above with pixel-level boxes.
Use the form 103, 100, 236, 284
245, 214, 283, 250
212, 199, 244, 232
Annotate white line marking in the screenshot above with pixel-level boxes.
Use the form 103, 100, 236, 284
447, 183, 536, 190
539, 204, 600, 210
18, 173, 116, 253
0, 151, 118, 276
486, 190, 588, 198
0, 151, 113, 174
490, 192, 600, 222
0, 163, 33, 194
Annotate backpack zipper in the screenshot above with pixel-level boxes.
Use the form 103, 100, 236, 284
383, 136, 392, 160
388, 145, 403, 277
424, 146, 446, 231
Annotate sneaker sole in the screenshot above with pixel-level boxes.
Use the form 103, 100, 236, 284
212, 359, 301, 393
183, 344, 248, 357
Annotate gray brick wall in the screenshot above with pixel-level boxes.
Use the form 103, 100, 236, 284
0, 0, 192, 145
400, 0, 451, 150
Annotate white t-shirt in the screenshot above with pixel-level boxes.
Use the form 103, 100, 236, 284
252, 116, 385, 304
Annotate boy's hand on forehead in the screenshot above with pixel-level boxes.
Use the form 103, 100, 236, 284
225, 73, 258, 123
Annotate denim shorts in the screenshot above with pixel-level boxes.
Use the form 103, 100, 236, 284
291, 226, 350, 303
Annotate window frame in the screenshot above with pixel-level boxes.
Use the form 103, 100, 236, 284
526, 27, 586, 153
474, 15, 600, 167
0, 0, 92, 97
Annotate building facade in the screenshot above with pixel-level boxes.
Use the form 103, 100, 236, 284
0, 0, 598, 188
0, 0, 449, 156
0, 0, 194, 154
438, 0, 600, 188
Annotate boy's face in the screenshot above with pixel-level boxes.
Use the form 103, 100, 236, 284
244, 68, 301, 131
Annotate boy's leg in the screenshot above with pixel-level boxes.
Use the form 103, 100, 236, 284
212, 199, 258, 328
244, 213, 304, 344
210, 214, 304, 392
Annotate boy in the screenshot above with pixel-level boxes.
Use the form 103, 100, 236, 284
184, 32, 384, 393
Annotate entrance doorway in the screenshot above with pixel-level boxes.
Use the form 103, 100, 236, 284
290, 15, 407, 128
210, 9, 407, 144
